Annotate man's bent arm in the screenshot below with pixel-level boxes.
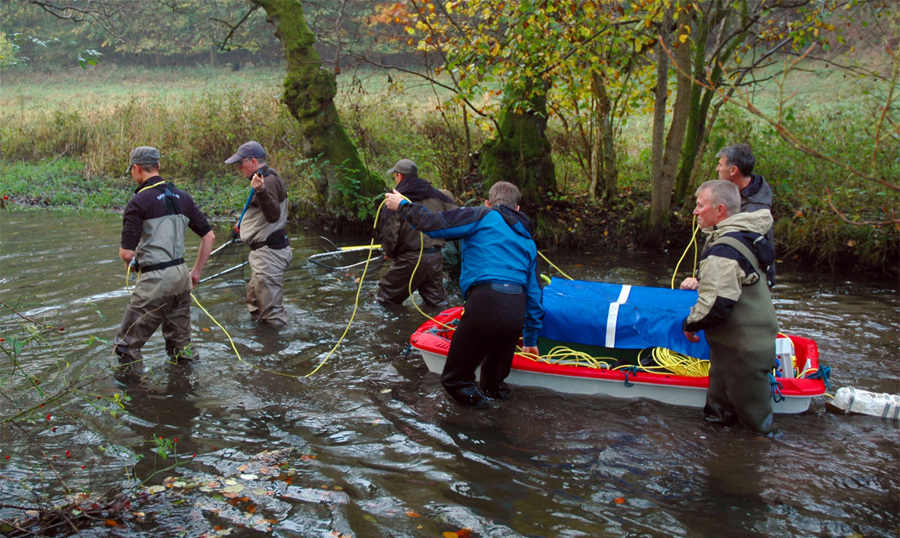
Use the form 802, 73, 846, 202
191, 231, 216, 288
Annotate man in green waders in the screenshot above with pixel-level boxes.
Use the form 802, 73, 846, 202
682, 180, 778, 435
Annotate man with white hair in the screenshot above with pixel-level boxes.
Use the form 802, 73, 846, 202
682, 180, 778, 435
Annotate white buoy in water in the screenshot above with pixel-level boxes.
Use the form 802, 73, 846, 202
828, 387, 900, 419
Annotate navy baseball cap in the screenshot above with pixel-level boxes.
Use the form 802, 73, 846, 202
225, 141, 267, 164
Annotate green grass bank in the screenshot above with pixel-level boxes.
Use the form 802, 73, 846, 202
0, 64, 896, 274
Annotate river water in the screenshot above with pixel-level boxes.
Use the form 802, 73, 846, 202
1, 209, 897, 537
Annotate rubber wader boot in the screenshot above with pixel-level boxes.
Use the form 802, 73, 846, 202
445, 384, 491, 410
482, 381, 511, 400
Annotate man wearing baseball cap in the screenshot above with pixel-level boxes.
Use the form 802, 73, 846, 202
377, 158, 456, 306
225, 141, 292, 326
115, 146, 216, 371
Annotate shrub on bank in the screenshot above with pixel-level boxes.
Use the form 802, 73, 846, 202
0, 66, 896, 273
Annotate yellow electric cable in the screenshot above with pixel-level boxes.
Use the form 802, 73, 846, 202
124, 264, 298, 378
517, 345, 615, 369
538, 251, 574, 281
125, 263, 136, 293
308, 193, 463, 377
191, 292, 298, 379
643, 347, 710, 377
671, 214, 700, 289
137, 180, 166, 193
517, 344, 711, 377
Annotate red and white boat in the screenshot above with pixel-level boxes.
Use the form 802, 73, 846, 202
409, 280, 828, 414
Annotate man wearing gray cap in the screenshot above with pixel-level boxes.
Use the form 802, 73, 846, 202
377, 158, 456, 306
225, 141, 292, 326
115, 146, 215, 371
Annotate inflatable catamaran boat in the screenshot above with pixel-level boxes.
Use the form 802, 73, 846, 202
410, 279, 828, 413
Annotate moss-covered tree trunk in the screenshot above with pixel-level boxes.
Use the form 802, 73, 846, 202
253, 0, 381, 222
479, 83, 557, 212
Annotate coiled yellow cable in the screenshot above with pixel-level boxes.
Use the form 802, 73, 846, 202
518, 345, 711, 377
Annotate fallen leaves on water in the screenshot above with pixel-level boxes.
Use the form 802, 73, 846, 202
405, 510, 421, 518
202, 327, 211, 332
443, 528, 473, 538
614, 497, 626, 504
105, 519, 117, 527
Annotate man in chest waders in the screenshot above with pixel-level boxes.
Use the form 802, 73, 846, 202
225, 141, 292, 326
114, 146, 215, 372
682, 180, 778, 435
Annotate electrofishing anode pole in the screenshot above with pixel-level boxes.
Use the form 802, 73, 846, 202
232, 188, 255, 239
207, 188, 255, 258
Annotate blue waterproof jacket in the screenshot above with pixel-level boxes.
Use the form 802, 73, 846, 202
396, 200, 543, 346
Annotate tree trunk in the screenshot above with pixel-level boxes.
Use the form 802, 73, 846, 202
673, 15, 710, 204
650, 11, 693, 230
590, 71, 618, 200
589, 126, 600, 202
479, 82, 557, 212
253, 0, 382, 221
649, 40, 669, 215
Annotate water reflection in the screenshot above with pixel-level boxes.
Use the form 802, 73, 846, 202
1, 210, 898, 536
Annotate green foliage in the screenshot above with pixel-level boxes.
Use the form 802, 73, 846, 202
0, 65, 896, 272
697, 96, 899, 271
0, 159, 131, 209
0, 32, 20, 68
153, 435, 177, 461
0, 0, 280, 68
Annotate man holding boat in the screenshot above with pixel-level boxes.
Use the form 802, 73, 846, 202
114, 146, 215, 370
225, 141, 291, 326
682, 180, 778, 435
385, 181, 543, 409
683, 144, 775, 290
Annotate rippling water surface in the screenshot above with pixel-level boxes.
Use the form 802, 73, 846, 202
1, 210, 897, 536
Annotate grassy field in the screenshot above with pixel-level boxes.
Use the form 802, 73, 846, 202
0, 63, 896, 272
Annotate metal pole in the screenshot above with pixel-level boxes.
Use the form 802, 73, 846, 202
198, 261, 249, 284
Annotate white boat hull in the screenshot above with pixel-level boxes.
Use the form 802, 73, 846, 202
416, 348, 815, 414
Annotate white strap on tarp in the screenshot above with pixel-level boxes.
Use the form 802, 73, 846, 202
605, 285, 632, 347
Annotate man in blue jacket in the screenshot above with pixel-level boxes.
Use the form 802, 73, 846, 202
385, 181, 543, 409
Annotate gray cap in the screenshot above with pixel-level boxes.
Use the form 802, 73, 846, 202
387, 159, 417, 176
126, 146, 160, 174
225, 141, 266, 164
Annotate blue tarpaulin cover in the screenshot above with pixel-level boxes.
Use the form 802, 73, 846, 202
540, 279, 710, 360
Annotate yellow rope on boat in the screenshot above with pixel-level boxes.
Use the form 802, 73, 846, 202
640, 347, 710, 377
517, 345, 711, 377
